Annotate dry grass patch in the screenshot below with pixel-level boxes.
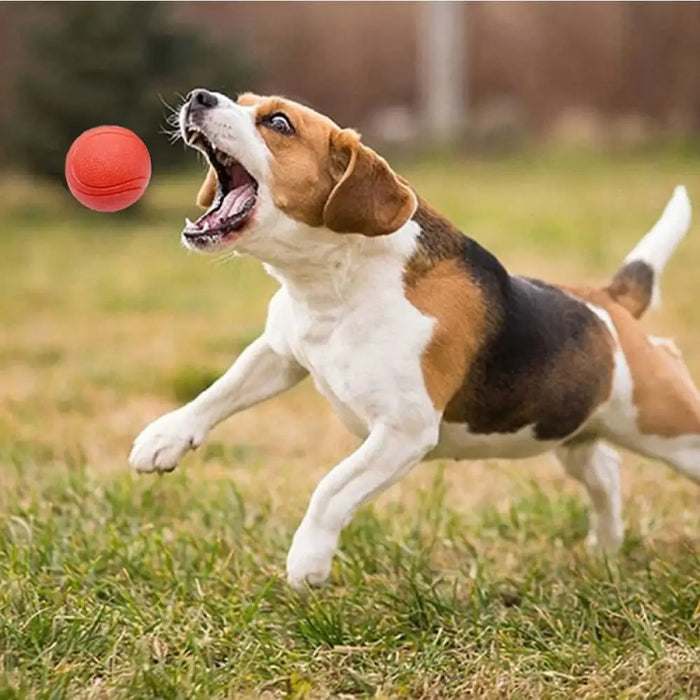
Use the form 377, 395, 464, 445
1, 151, 699, 697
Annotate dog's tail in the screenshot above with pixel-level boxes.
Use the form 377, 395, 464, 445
606, 185, 691, 318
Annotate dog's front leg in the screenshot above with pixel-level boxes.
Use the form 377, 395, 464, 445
286, 422, 438, 590
129, 335, 307, 473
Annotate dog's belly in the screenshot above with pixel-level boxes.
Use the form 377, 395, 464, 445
429, 422, 561, 460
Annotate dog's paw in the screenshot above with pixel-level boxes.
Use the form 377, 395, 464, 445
286, 525, 338, 592
129, 409, 206, 474
585, 519, 624, 555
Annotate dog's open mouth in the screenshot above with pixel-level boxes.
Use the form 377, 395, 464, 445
183, 128, 259, 246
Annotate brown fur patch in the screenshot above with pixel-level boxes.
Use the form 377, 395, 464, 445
606, 260, 654, 318
323, 131, 415, 236
567, 287, 700, 437
250, 97, 343, 227
404, 198, 467, 288
405, 259, 487, 410
238, 95, 414, 235
405, 202, 615, 439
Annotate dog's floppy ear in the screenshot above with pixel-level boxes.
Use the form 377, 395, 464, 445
323, 130, 416, 236
196, 166, 217, 209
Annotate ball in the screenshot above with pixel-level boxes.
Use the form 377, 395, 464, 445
65, 126, 151, 212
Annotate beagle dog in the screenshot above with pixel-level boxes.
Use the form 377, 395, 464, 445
130, 89, 698, 590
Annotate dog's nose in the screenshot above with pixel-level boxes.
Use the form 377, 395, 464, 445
188, 89, 218, 111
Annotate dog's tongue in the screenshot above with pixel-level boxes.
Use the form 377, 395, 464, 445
219, 183, 256, 219
200, 183, 256, 228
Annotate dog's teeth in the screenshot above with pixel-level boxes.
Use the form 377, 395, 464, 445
185, 217, 193, 228
216, 152, 233, 167
202, 221, 210, 231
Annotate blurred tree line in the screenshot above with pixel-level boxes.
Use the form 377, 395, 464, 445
1, 2, 698, 178
4, 3, 255, 184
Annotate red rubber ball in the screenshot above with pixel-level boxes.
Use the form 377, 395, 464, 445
65, 126, 151, 212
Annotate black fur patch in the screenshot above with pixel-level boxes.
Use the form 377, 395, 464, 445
409, 200, 613, 440
451, 276, 612, 440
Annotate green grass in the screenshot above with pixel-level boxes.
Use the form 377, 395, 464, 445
1, 468, 698, 698
1, 151, 700, 698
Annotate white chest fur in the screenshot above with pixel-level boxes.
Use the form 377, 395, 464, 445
272, 276, 562, 458
261, 219, 576, 461
257, 214, 582, 461
263, 222, 439, 438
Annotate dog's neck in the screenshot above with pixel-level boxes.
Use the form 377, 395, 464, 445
263, 232, 362, 310
262, 219, 423, 312
402, 197, 509, 294
250, 196, 475, 312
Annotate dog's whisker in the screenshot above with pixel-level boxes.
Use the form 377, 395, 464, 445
158, 93, 183, 116
159, 127, 183, 145
213, 249, 239, 266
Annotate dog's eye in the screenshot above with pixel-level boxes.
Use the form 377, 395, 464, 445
263, 112, 295, 136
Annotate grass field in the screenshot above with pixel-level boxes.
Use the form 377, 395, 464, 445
1, 150, 699, 698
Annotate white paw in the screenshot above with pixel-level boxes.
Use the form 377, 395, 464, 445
286, 525, 338, 591
586, 518, 624, 554
129, 409, 206, 474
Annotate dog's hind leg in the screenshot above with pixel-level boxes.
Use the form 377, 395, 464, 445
618, 432, 700, 485
556, 440, 624, 552
599, 334, 700, 486
665, 443, 700, 484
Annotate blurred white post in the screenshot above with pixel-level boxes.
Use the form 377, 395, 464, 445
417, 1, 466, 144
